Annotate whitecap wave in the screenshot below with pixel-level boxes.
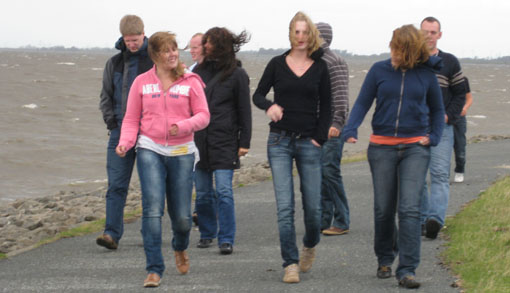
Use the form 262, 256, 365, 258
57, 62, 76, 66
469, 115, 487, 119
22, 103, 38, 109
91, 67, 103, 71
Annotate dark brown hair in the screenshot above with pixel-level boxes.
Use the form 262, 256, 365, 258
202, 27, 249, 80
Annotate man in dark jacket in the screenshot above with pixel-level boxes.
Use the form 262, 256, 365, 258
420, 16, 466, 240
193, 27, 252, 255
97, 15, 153, 250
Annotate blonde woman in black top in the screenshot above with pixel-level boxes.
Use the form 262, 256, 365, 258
253, 11, 331, 284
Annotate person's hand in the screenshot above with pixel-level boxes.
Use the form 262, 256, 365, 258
266, 104, 284, 122
311, 139, 321, 147
445, 114, 449, 123
169, 124, 179, 136
238, 147, 249, 157
116, 145, 127, 157
346, 137, 357, 144
419, 136, 430, 146
328, 127, 340, 138
461, 108, 467, 116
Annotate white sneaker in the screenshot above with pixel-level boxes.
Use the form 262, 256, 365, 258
454, 173, 464, 183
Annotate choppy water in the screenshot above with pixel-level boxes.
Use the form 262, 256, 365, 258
0, 49, 509, 202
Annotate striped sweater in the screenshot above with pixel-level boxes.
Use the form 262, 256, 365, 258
437, 50, 466, 124
316, 22, 349, 130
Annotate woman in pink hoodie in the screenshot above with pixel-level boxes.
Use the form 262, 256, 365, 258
116, 31, 210, 288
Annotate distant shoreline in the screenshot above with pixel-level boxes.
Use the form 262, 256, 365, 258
1, 47, 509, 64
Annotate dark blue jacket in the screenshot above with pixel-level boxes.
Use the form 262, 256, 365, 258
343, 56, 445, 146
99, 37, 153, 130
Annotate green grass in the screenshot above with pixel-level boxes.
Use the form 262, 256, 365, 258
36, 208, 142, 249
442, 176, 510, 292
0, 253, 6, 259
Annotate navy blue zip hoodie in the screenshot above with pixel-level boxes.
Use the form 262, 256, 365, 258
343, 56, 445, 146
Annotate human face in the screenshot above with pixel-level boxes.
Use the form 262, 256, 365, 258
123, 34, 145, 53
420, 21, 442, 54
203, 38, 214, 57
390, 49, 401, 68
157, 45, 179, 71
189, 35, 203, 63
291, 21, 309, 51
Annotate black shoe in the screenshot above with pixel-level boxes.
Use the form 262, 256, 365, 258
399, 275, 421, 289
421, 224, 426, 236
192, 213, 198, 226
425, 219, 441, 239
376, 265, 392, 279
197, 239, 213, 248
219, 243, 233, 255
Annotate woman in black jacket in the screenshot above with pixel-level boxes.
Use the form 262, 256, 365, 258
193, 27, 252, 255
252, 12, 331, 283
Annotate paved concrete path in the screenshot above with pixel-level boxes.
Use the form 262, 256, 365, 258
1, 140, 509, 292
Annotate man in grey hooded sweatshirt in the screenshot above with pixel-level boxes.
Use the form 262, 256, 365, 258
315, 22, 350, 236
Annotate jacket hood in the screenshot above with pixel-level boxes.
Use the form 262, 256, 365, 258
421, 55, 443, 72
115, 36, 149, 56
316, 22, 332, 49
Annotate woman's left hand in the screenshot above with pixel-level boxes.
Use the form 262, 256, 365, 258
169, 124, 179, 136
238, 147, 249, 157
311, 139, 321, 147
419, 136, 430, 146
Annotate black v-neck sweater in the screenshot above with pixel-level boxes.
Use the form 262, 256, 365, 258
252, 49, 331, 144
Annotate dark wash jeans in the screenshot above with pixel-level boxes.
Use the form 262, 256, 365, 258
104, 126, 136, 243
320, 135, 350, 230
267, 132, 322, 268
453, 116, 467, 173
367, 142, 430, 280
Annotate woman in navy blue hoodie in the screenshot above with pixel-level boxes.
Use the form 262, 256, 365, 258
343, 24, 444, 289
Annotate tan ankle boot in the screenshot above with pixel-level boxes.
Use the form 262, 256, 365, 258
174, 250, 189, 274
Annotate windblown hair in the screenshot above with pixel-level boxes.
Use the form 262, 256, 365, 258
119, 15, 144, 36
202, 27, 250, 81
148, 32, 185, 80
421, 16, 441, 32
288, 11, 322, 56
389, 25, 429, 70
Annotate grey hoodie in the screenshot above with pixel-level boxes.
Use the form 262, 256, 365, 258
316, 22, 349, 130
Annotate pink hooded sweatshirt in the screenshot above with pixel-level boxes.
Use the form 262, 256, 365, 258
118, 66, 210, 151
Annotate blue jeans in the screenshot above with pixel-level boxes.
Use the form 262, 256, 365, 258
321, 136, 350, 230
194, 168, 235, 245
367, 143, 430, 280
137, 148, 194, 277
420, 124, 454, 226
267, 132, 322, 268
453, 116, 467, 173
104, 127, 136, 243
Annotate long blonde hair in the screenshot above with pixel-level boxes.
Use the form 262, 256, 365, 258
288, 11, 322, 56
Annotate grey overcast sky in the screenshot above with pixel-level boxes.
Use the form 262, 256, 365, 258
1, 0, 509, 58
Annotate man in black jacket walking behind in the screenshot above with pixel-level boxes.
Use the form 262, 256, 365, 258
97, 15, 153, 250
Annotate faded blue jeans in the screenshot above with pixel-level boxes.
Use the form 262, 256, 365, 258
320, 135, 350, 230
267, 132, 322, 268
104, 126, 136, 243
420, 124, 454, 226
368, 142, 430, 280
194, 168, 235, 246
137, 148, 194, 277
